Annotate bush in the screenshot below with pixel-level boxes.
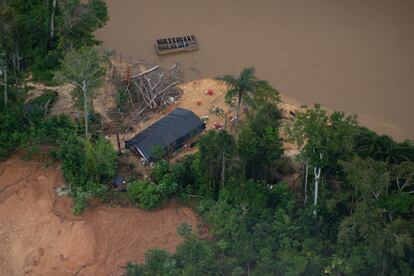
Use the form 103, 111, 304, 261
71, 182, 106, 215
157, 175, 179, 197
125, 262, 144, 276
127, 176, 179, 210
221, 179, 269, 211
58, 134, 116, 214
26, 115, 77, 146
84, 138, 118, 182
274, 156, 296, 176
137, 184, 161, 210
0, 106, 27, 159
115, 88, 128, 111
127, 181, 163, 210
151, 160, 170, 183
22, 145, 41, 161
26, 89, 58, 117
125, 249, 176, 276
170, 155, 197, 193
127, 180, 144, 202
177, 223, 192, 239
72, 191, 89, 215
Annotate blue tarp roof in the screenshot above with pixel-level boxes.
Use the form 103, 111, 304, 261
112, 176, 124, 186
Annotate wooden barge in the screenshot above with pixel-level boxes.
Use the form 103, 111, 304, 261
155, 35, 198, 55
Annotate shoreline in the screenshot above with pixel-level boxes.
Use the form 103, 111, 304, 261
95, 0, 414, 142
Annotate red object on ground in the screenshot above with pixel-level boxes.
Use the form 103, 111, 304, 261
213, 122, 223, 129
196, 100, 202, 105
207, 88, 214, 95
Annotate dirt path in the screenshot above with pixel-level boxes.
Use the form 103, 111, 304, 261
0, 156, 198, 275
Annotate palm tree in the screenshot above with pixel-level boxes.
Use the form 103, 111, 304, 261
216, 67, 258, 126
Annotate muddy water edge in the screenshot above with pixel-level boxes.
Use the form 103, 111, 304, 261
95, 0, 414, 141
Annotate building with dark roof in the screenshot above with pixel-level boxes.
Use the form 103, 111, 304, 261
125, 108, 205, 162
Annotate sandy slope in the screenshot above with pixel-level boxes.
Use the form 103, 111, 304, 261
0, 156, 198, 275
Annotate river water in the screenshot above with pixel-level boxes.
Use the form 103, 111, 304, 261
95, 0, 414, 141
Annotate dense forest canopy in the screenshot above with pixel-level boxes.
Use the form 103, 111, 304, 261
124, 104, 414, 275
0, 0, 108, 81
0, 1, 414, 275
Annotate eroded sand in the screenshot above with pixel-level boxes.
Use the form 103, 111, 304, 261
0, 156, 198, 275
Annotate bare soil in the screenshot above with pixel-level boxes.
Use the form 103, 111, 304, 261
26, 75, 301, 163
105, 78, 231, 152
104, 78, 302, 163
0, 156, 198, 275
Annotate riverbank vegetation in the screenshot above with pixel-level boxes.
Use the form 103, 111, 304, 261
1, 1, 413, 275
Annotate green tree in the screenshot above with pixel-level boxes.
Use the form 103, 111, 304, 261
0, 52, 7, 108
338, 157, 414, 274
126, 249, 177, 276
0, 1, 16, 106
58, 0, 109, 48
84, 138, 117, 183
59, 134, 116, 214
197, 130, 237, 198
250, 80, 281, 108
392, 161, 414, 194
217, 67, 259, 130
341, 157, 390, 204
174, 237, 219, 275
238, 103, 283, 180
127, 181, 162, 210
288, 104, 358, 213
355, 127, 414, 165
0, 0, 108, 81
0, 104, 27, 158
55, 47, 105, 138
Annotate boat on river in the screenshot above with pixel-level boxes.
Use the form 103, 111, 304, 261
155, 35, 198, 55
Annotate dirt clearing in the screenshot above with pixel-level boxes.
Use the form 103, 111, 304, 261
0, 156, 198, 275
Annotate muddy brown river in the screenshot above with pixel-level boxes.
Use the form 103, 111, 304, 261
95, 0, 414, 141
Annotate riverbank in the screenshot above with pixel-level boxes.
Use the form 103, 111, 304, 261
96, 0, 414, 141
